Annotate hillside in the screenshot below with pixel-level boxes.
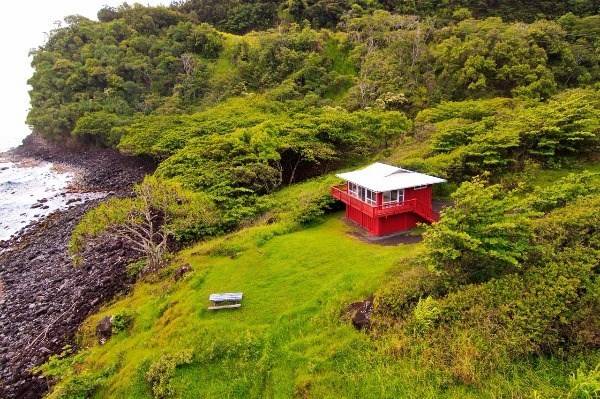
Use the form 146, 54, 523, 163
19, 1, 600, 398
40, 166, 600, 397
44, 216, 419, 398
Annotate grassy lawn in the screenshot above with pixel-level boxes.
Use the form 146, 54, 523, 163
52, 215, 430, 398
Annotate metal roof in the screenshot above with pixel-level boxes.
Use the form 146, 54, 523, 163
336, 162, 446, 192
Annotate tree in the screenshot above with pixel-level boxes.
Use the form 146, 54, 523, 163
424, 177, 536, 285
279, 125, 337, 184
72, 111, 129, 147
71, 177, 218, 272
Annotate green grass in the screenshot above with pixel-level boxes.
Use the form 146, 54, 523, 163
210, 32, 248, 81
44, 212, 592, 398
47, 216, 423, 398
524, 160, 600, 187
43, 168, 600, 398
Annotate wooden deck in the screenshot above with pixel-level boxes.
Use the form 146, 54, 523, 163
330, 185, 437, 222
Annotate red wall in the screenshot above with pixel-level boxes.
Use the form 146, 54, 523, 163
378, 212, 420, 236
345, 185, 434, 236
405, 186, 433, 209
346, 205, 379, 234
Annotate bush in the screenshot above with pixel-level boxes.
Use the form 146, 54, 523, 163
293, 193, 339, 225
39, 348, 119, 399
374, 266, 443, 318
408, 296, 441, 336
146, 350, 194, 398
410, 89, 600, 181
111, 311, 134, 334
72, 111, 129, 147
568, 363, 600, 399
374, 172, 600, 383
423, 177, 537, 284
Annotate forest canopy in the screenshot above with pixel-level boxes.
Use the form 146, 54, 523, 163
26, 0, 600, 242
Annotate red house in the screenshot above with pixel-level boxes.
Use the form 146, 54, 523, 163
331, 162, 446, 236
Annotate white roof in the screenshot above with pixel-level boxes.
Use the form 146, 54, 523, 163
336, 162, 446, 192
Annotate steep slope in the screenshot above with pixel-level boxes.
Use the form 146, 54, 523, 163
41, 216, 421, 398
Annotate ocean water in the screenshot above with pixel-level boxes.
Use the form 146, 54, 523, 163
0, 161, 104, 241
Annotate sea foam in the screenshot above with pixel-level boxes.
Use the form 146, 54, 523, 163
0, 161, 104, 241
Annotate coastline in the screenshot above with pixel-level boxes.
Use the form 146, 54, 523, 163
0, 134, 154, 398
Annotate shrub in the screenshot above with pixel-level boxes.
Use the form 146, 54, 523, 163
408, 296, 441, 336
293, 193, 339, 225
568, 364, 600, 399
207, 242, 245, 258
374, 266, 443, 318
72, 111, 129, 147
401, 89, 600, 181
39, 348, 119, 399
146, 350, 194, 399
423, 177, 537, 284
375, 172, 600, 383
111, 311, 134, 334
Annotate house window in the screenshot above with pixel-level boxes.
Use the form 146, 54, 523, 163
358, 186, 366, 202
383, 189, 404, 206
349, 183, 376, 205
365, 189, 376, 205
348, 182, 358, 197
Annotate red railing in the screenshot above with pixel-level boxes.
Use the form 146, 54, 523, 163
331, 184, 438, 222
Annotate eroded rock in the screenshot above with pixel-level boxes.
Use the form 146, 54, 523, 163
347, 298, 374, 330
173, 264, 192, 281
96, 316, 113, 344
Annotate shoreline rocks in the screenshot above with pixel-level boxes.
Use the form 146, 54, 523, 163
0, 134, 154, 398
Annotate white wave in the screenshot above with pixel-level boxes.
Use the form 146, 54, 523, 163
0, 161, 105, 241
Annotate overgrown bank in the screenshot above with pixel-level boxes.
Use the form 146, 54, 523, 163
18, 1, 600, 398
0, 135, 153, 398
38, 174, 600, 397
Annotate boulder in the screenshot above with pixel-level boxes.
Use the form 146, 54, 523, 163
347, 298, 374, 330
173, 264, 192, 281
96, 316, 113, 344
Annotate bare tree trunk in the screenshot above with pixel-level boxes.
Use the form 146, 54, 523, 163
289, 155, 303, 185
113, 199, 170, 273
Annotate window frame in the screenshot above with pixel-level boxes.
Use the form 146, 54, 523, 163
348, 182, 358, 197
365, 189, 377, 205
383, 189, 405, 207
359, 186, 366, 202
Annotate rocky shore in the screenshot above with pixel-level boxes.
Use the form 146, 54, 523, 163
0, 134, 154, 398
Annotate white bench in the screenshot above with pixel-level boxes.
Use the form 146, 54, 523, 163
208, 292, 243, 310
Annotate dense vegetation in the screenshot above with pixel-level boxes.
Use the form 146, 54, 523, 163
170, 0, 599, 33
375, 172, 600, 384
25, 1, 600, 397
27, 2, 600, 237
398, 88, 600, 180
